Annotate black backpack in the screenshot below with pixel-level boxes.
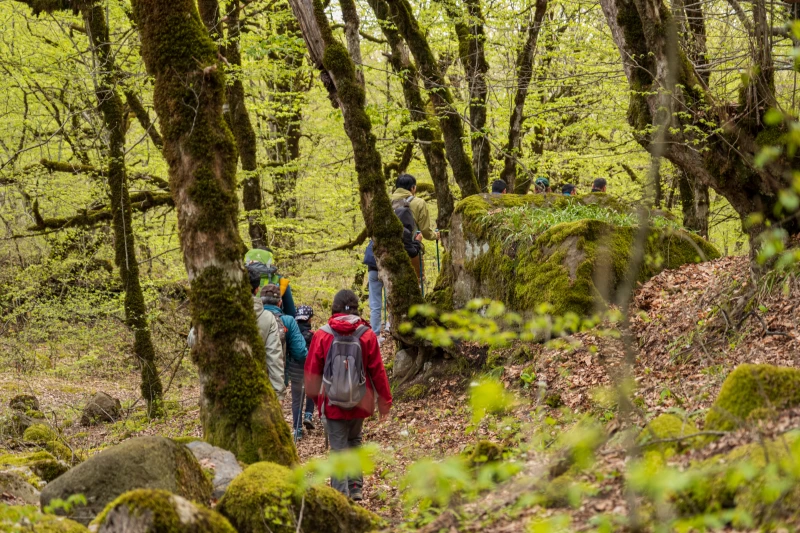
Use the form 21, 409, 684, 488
391, 197, 422, 258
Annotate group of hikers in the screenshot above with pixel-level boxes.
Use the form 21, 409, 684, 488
190, 172, 609, 502
490, 176, 608, 196
241, 248, 392, 502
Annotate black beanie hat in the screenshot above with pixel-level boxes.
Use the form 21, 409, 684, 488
332, 289, 360, 315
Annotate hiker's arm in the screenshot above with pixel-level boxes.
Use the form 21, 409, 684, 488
281, 284, 297, 317
286, 319, 308, 360
414, 200, 436, 240
364, 333, 392, 413
304, 333, 324, 400
264, 316, 287, 398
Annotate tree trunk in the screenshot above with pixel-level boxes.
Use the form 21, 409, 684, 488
286, 0, 424, 331
500, 0, 548, 191
225, 3, 269, 249
132, 0, 297, 465
678, 171, 709, 237
378, 0, 481, 198
369, 0, 455, 230
599, 0, 797, 242
445, 0, 490, 190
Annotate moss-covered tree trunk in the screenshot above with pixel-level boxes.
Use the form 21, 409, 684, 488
132, 0, 297, 465
377, 0, 481, 198
445, 0, 490, 190
678, 171, 709, 237
287, 0, 424, 331
369, 0, 455, 230
16, 0, 166, 417
600, 0, 798, 243
500, 0, 548, 191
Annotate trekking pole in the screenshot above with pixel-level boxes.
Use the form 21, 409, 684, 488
294, 385, 305, 445
419, 249, 425, 298
435, 231, 441, 273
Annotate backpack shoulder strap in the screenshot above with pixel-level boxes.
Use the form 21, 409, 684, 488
321, 325, 339, 338
353, 325, 370, 339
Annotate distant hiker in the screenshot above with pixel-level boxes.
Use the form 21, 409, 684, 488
261, 284, 309, 441
294, 305, 317, 431
305, 290, 392, 501
244, 248, 297, 317
392, 173, 435, 283
562, 183, 577, 196
591, 178, 607, 193
534, 177, 551, 193
491, 179, 508, 194
248, 275, 286, 401
362, 241, 385, 341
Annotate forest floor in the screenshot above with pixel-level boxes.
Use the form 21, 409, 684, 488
2, 254, 799, 530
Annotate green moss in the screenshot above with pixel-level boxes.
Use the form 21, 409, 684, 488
544, 393, 563, 408
23, 423, 57, 443
755, 126, 784, 147
540, 475, 580, 509
0, 450, 56, 467
91, 489, 235, 532
465, 440, 503, 466
0, 504, 88, 532
706, 364, 800, 431
9, 394, 39, 412
30, 458, 70, 482
172, 436, 203, 445
637, 414, 700, 454
402, 383, 429, 400
217, 462, 383, 533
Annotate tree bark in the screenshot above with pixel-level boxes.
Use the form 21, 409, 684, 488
500, 0, 548, 191
369, 0, 455, 230
287, 0, 424, 332
378, 0, 481, 198
678, 171, 709, 237
443, 0, 490, 190
225, 3, 269, 249
132, 0, 297, 465
599, 0, 796, 243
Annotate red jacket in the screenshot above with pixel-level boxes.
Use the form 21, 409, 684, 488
304, 314, 392, 420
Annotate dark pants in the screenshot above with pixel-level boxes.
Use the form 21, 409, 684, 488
291, 380, 314, 431
323, 417, 364, 496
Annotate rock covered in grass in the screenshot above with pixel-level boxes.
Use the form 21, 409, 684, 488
9, 394, 40, 413
80, 393, 121, 426
91, 489, 234, 533
217, 462, 384, 533
22, 424, 74, 463
0, 470, 40, 505
41, 436, 212, 525
0, 504, 88, 532
184, 441, 242, 500
705, 364, 800, 431
431, 193, 719, 315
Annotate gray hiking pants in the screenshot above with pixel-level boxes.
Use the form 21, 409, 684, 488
323, 417, 364, 496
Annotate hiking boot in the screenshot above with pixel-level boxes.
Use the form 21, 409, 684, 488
349, 488, 363, 501
293, 428, 303, 442
303, 412, 314, 431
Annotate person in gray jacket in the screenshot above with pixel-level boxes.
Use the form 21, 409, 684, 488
252, 279, 287, 401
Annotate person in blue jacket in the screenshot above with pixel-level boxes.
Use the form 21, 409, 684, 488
261, 284, 308, 440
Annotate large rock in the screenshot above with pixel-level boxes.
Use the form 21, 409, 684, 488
9, 394, 40, 412
41, 436, 212, 525
0, 470, 40, 505
706, 364, 800, 431
80, 393, 121, 426
184, 440, 242, 500
91, 489, 235, 533
430, 193, 719, 315
0, 504, 87, 532
218, 462, 384, 533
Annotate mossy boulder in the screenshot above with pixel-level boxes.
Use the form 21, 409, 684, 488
465, 440, 504, 466
637, 414, 700, 453
0, 504, 88, 532
401, 383, 429, 401
41, 436, 212, 525
705, 364, 800, 431
0, 470, 40, 505
22, 424, 74, 463
9, 394, 40, 413
91, 489, 234, 533
79, 392, 121, 426
217, 462, 384, 533
432, 193, 719, 316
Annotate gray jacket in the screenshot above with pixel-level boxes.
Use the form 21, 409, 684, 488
253, 296, 286, 400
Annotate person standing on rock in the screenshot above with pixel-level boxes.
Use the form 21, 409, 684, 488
305, 290, 392, 501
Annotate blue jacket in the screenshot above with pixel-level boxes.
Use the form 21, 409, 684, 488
280, 280, 297, 317
263, 304, 307, 362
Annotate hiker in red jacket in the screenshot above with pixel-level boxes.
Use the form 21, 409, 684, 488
305, 289, 392, 501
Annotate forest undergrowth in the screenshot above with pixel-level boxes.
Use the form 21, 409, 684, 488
2, 253, 798, 530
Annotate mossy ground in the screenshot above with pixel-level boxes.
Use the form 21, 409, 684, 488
637, 413, 700, 454
706, 364, 800, 431
0, 504, 88, 532
217, 461, 384, 533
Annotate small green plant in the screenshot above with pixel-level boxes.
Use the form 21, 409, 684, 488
43, 493, 86, 515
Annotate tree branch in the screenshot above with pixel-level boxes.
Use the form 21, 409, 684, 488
27, 191, 173, 231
